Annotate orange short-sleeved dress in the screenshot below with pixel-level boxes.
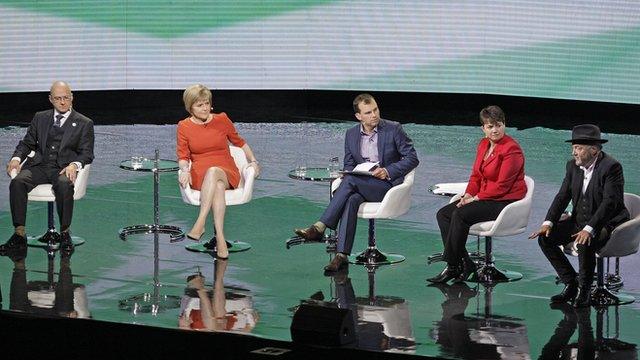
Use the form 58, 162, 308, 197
176, 112, 246, 190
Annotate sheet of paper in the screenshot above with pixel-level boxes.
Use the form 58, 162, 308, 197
352, 161, 379, 172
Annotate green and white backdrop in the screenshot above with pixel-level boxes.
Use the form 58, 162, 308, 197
1, 0, 639, 104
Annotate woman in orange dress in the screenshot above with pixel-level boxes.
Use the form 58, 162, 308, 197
177, 84, 260, 258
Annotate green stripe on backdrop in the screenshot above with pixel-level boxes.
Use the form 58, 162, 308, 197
337, 26, 640, 105
0, 0, 337, 38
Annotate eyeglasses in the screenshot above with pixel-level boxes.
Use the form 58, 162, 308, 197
51, 95, 72, 102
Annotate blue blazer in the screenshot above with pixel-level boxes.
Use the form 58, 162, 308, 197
343, 119, 419, 186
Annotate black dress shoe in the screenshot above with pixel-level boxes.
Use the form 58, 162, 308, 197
203, 236, 217, 250
426, 265, 461, 284
59, 232, 74, 257
294, 225, 324, 242
455, 257, 477, 283
324, 253, 348, 272
550, 280, 579, 303
0, 233, 27, 260
573, 286, 592, 308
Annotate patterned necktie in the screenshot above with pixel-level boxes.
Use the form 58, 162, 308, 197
54, 114, 64, 127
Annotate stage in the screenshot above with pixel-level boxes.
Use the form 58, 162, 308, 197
1, 122, 639, 359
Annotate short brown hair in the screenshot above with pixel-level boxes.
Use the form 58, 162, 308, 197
353, 93, 376, 113
479, 105, 506, 126
183, 84, 212, 114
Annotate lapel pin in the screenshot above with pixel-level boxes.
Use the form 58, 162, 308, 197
72, 122, 77, 127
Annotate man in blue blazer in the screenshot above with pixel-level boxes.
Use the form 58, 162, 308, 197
295, 94, 419, 272
1, 81, 95, 259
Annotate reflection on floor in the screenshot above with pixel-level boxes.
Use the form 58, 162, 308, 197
292, 264, 416, 353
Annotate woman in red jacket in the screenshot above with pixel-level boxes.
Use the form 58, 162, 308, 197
428, 105, 527, 283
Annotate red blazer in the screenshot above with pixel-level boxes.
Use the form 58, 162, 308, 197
465, 135, 527, 201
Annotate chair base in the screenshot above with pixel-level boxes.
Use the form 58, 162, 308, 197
467, 264, 523, 284
185, 240, 252, 254
118, 292, 182, 316
348, 247, 405, 266
119, 224, 184, 242
604, 274, 623, 291
590, 287, 634, 307
27, 233, 85, 250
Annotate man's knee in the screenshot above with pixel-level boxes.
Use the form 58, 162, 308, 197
340, 175, 358, 188
537, 235, 550, 248
9, 176, 27, 191
345, 193, 364, 208
54, 175, 74, 194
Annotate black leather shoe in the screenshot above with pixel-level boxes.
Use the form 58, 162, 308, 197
294, 225, 324, 242
59, 232, 74, 257
203, 236, 217, 250
427, 265, 461, 284
573, 286, 592, 308
324, 253, 348, 272
550, 280, 579, 303
0, 233, 27, 260
455, 257, 477, 283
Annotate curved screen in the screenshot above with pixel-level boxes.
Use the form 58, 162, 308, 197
1, 0, 639, 104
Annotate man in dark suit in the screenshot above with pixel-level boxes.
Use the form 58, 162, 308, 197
294, 94, 419, 272
530, 124, 629, 307
0, 81, 95, 258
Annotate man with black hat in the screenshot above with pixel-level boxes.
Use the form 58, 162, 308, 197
529, 124, 629, 307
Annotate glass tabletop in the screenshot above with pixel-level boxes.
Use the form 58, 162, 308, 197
288, 167, 339, 182
120, 159, 180, 172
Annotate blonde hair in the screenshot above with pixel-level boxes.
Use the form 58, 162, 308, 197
183, 84, 212, 114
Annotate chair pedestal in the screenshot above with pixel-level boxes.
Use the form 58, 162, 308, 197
467, 236, 522, 284
185, 237, 252, 254
348, 220, 404, 266
590, 258, 634, 307
26, 202, 85, 258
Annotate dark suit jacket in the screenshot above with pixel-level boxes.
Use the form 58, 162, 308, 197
545, 151, 629, 236
343, 119, 419, 186
12, 109, 95, 169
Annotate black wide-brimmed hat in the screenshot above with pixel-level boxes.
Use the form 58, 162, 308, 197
565, 124, 608, 144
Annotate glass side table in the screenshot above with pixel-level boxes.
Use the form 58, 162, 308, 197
118, 149, 184, 241
286, 167, 339, 251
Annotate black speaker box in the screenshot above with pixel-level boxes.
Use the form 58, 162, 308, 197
290, 304, 356, 346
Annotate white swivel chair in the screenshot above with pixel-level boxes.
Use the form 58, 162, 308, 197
179, 145, 255, 253
330, 169, 416, 266
563, 193, 640, 306
11, 152, 91, 257
448, 175, 535, 284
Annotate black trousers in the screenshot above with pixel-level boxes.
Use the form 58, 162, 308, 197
436, 199, 513, 265
10, 164, 75, 231
537, 219, 608, 287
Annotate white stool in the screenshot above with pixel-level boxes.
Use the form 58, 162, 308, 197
330, 169, 416, 266
449, 175, 535, 284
